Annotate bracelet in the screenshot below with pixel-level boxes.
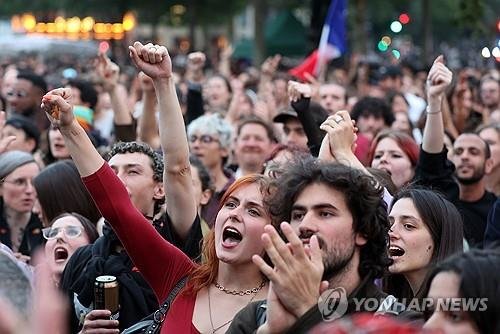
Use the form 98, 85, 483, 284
426, 106, 441, 115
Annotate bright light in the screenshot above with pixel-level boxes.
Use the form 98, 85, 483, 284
112, 23, 124, 34
122, 11, 136, 31
54, 16, 66, 33
492, 47, 500, 58
94, 23, 106, 34
66, 17, 81, 33
377, 41, 388, 52
399, 13, 410, 25
381, 36, 392, 46
35, 23, 47, 33
81, 17, 95, 32
390, 21, 403, 33
481, 47, 491, 58
99, 41, 110, 53
392, 50, 401, 59
21, 14, 36, 32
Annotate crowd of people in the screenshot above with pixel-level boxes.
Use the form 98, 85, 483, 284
0, 35, 499, 334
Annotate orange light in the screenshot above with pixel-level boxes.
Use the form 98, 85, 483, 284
122, 11, 136, 31
46, 23, 56, 33
11, 15, 22, 32
66, 17, 81, 33
81, 16, 94, 32
21, 13, 36, 32
112, 23, 123, 34
94, 23, 106, 34
54, 16, 66, 33
35, 22, 47, 33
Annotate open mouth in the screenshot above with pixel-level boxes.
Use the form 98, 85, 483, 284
389, 245, 405, 257
222, 226, 243, 247
54, 247, 69, 263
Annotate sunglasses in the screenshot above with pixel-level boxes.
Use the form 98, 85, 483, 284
42, 225, 83, 240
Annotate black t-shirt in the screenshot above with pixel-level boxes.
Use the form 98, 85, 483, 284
413, 147, 495, 246
456, 191, 497, 246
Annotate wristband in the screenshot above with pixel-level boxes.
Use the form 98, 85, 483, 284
426, 106, 441, 115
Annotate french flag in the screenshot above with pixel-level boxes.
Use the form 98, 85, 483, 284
289, 0, 347, 81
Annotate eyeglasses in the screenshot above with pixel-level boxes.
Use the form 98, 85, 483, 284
189, 134, 219, 144
6, 90, 29, 98
1, 178, 34, 189
42, 225, 83, 240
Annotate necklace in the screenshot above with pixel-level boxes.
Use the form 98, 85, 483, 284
214, 280, 267, 296
207, 280, 267, 333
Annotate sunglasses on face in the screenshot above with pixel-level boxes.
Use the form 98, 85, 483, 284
189, 134, 219, 144
42, 225, 83, 240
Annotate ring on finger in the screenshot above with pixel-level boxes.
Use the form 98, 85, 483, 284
334, 116, 343, 124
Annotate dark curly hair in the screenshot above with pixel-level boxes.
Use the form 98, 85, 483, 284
266, 157, 391, 279
105, 141, 163, 182
351, 96, 395, 126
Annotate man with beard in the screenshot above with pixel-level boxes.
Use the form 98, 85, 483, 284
451, 133, 496, 245
228, 159, 419, 333
410, 56, 496, 247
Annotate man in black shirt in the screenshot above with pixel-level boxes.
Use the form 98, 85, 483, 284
451, 133, 496, 246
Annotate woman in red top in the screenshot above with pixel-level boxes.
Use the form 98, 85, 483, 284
41, 42, 270, 334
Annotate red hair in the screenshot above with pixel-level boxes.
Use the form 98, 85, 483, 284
183, 174, 270, 296
367, 130, 419, 167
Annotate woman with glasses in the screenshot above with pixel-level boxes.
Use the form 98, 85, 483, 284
42, 42, 272, 334
43, 212, 98, 286
0, 150, 43, 261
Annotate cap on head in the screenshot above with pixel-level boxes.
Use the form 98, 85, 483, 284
0, 150, 35, 180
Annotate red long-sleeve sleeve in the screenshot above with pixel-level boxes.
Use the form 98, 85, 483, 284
82, 162, 194, 301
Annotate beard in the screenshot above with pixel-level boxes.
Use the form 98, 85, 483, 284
316, 235, 356, 281
455, 163, 486, 185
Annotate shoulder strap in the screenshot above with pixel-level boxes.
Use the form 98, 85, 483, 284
153, 276, 188, 324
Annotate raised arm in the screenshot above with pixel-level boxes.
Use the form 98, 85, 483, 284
41, 89, 104, 176
288, 80, 323, 156
319, 110, 369, 175
422, 55, 453, 154
41, 86, 192, 299
129, 42, 197, 240
95, 53, 134, 128
136, 72, 161, 149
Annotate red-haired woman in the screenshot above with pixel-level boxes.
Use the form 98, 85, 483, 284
41, 42, 269, 334
367, 130, 420, 190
